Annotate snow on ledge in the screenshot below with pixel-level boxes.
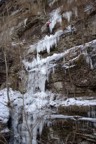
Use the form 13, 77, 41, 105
61, 97, 96, 107
50, 96, 96, 108
46, 114, 96, 123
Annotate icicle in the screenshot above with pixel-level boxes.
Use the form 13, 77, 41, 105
28, 30, 63, 54
49, 8, 62, 33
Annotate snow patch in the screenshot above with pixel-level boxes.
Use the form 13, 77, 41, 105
0, 88, 22, 124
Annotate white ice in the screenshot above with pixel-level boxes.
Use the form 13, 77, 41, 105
63, 11, 72, 23
49, 8, 62, 33
0, 88, 22, 124
28, 30, 63, 54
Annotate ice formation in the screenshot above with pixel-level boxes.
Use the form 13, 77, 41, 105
1, 37, 96, 144
0, 4, 96, 144
63, 11, 72, 22
49, 8, 62, 33
28, 30, 63, 54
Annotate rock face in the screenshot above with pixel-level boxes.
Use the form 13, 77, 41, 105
0, 0, 96, 144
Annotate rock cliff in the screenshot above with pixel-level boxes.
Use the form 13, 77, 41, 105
0, 0, 96, 144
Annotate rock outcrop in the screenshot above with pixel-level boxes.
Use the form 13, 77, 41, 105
0, 0, 96, 144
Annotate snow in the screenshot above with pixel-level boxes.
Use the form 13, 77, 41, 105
24, 92, 49, 112
46, 114, 96, 123
48, 95, 96, 109
0, 78, 96, 143
0, 88, 96, 126
61, 97, 96, 107
0, 92, 9, 123
49, 0, 58, 7
47, 114, 75, 120
79, 117, 96, 123
0, 88, 22, 124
